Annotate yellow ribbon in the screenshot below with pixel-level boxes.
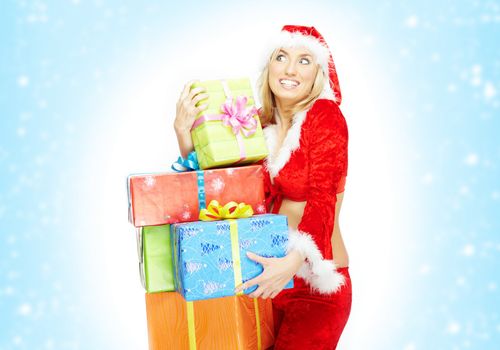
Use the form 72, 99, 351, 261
187, 301, 197, 350
229, 219, 243, 296
199, 200, 253, 221
254, 298, 262, 350
186, 296, 262, 350
189, 200, 259, 349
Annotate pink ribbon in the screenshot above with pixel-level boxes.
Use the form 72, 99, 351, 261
191, 96, 258, 163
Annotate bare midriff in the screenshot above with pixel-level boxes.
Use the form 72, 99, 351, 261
274, 195, 349, 268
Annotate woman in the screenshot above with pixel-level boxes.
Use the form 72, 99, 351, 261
174, 25, 351, 350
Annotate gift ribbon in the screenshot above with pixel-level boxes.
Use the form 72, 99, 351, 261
198, 200, 253, 296
190, 80, 259, 164
187, 301, 196, 350
185, 298, 263, 350
229, 219, 244, 296
196, 171, 206, 210
171, 151, 200, 172
198, 200, 254, 221
254, 298, 262, 350
185, 198, 262, 350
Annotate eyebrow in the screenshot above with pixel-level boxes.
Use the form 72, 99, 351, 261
278, 48, 313, 57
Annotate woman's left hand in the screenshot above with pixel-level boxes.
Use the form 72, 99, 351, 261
234, 250, 304, 299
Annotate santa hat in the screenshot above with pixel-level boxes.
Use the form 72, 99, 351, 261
263, 25, 342, 105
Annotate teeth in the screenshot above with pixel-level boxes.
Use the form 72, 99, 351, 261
280, 79, 299, 87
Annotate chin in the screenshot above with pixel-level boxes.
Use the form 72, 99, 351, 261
275, 91, 306, 105
272, 87, 306, 106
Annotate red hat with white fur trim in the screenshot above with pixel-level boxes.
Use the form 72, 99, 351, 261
265, 25, 342, 105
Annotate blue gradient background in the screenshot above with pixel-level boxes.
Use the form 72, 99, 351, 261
1, 1, 499, 349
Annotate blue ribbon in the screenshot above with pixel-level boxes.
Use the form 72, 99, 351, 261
196, 170, 206, 210
171, 151, 200, 172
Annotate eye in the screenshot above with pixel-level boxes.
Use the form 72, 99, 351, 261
276, 54, 286, 62
299, 57, 311, 65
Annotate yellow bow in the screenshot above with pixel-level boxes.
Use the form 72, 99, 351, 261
199, 200, 254, 221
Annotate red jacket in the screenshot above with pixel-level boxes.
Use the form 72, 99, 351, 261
262, 98, 348, 294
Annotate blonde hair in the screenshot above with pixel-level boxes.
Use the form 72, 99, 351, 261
258, 48, 326, 126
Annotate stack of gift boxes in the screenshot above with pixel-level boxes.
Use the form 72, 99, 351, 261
127, 78, 293, 350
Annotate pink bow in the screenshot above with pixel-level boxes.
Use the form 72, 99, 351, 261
219, 96, 258, 137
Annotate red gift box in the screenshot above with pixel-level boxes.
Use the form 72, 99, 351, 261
127, 165, 266, 227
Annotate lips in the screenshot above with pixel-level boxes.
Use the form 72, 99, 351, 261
279, 79, 300, 89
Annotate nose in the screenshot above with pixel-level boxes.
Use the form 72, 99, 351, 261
284, 60, 297, 76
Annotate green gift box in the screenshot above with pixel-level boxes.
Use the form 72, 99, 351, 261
190, 78, 268, 169
142, 225, 175, 293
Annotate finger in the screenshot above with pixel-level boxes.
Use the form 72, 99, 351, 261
193, 104, 209, 115
235, 276, 260, 294
192, 93, 209, 106
246, 251, 268, 265
188, 86, 206, 100
249, 286, 265, 299
181, 80, 198, 99
270, 290, 280, 299
261, 289, 273, 299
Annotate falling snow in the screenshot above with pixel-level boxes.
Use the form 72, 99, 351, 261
2, 1, 499, 349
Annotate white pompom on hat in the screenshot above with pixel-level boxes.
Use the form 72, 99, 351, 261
263, 25, 342, 105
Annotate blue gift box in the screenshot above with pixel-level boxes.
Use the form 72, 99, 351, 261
171, 214, 293, 301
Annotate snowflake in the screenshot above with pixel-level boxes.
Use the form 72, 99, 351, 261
484, 82, 496, 99
458, 185, 469, 195
256, 204, 266, 213
182, 211, 191, 220
225, 168, 235, 176
17, 75, 29, 87
419, 264, 431, 275
462, 244, 475, 256
405, 15, 418, 28
18, 303, 32, 316
210, 177, 225, 193
403, 343, 416, 350
464, 153, 478, 166
143, 176, 156, 187
446, 321, 461, 334
421, 172, 433, 185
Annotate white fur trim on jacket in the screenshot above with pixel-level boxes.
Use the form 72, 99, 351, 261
263, 109, 308, 178
287, 228, 345, 294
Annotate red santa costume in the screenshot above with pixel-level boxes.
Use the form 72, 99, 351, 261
260, 26, 351, 350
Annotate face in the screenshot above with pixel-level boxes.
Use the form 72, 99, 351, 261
268, 47, 318, 108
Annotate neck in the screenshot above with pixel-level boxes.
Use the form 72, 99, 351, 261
275, 100, 294, 126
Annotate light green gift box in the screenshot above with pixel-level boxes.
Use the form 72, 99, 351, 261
190, 78, 268, 169
142, 225, 175, 293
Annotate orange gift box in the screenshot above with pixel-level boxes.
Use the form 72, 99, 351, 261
145, 292, 274, 350
128, 165, 266, 227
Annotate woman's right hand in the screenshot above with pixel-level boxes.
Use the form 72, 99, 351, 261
174, 80, 209, 133
174, 80, 209, 158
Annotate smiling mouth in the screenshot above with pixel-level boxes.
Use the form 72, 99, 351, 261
279, 79, 300, 88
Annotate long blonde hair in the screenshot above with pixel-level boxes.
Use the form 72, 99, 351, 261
258, 48, 326, 126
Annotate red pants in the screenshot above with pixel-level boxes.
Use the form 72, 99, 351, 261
270, 267, 352, 350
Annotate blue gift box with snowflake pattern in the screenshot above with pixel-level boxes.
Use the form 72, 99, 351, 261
171, 214, 293, 301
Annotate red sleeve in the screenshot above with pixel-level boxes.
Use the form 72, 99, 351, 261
288, 99, 348, 294
297, 99, 348, 259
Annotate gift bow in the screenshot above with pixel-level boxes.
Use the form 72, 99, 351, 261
171, 151, 200, 172
191, 96, 258, 137
220, 96, 258, 137
199, 200, 254, 221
